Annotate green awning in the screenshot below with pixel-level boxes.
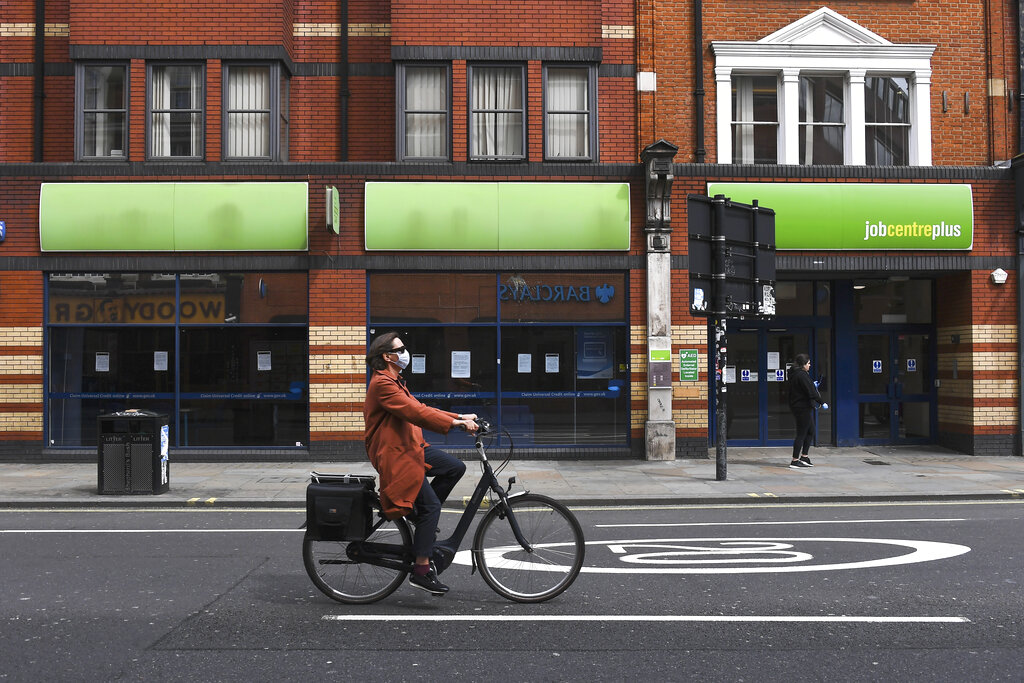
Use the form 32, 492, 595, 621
39, 182, 309, 252
364, 182, 631, 251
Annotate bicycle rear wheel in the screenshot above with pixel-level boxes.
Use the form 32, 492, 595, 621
302, 503, 412, 604
472, 493, 585, 603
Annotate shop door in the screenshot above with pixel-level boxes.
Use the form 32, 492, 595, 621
725, 328, 813, 445
856, 333, 933, 443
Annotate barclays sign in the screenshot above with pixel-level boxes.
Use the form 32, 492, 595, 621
498, 283, 615, 304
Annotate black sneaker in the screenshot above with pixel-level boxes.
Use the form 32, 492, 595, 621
408, 566, 449, 595
799, 456, 814, 467
789, 459, 812, 469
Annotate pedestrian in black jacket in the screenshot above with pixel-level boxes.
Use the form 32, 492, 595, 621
788, 353, 827, 469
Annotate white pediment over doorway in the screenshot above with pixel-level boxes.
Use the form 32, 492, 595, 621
759, 6, 892, 46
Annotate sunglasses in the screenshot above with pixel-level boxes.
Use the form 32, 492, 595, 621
388, 346, 407, 355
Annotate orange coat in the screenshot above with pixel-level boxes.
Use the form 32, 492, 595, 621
364, 370, 458, 519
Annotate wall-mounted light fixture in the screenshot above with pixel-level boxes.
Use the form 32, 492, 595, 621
941, 91, 948, 113
991, 268, 1008, 285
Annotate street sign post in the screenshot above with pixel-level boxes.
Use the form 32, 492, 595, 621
688, 194, 777, 480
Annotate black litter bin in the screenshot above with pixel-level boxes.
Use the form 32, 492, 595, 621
97, 410, 170, 495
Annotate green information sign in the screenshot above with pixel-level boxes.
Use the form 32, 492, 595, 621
679, 349, 699, 381
706, 182, 973, 251
649, 349, 672, 362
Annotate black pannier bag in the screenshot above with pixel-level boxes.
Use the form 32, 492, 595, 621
305, 473, 376, 542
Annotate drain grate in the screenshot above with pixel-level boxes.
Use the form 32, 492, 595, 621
863, 459, 891, 466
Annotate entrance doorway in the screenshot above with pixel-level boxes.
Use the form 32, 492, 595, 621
855, 332, 933, 442
725, 327, 831, 446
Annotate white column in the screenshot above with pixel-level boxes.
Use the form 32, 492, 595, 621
779, 69, 800, 164
848, 69, 866, 165
911, 70, 932, 165
646, 249, 675, 460
715, 67, 733, 164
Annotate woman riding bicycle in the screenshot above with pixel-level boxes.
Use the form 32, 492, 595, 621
363, 332, 478, 595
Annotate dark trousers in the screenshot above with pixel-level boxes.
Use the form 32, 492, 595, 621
792, 409, 815, 459
411, 446, 466, 557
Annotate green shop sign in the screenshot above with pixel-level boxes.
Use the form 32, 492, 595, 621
39, 182, 309, 252
706, 182, 973, 250
364, 182, 631, 251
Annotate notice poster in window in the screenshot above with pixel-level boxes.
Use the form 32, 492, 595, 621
412, 354, 426, 374
518, 353, 532, 373
451, 351, 471, 378
257, 351, 272, 371
767, 352, 780, 370
154, 351, 168, 371
545, 354, 560, 373
724, 366, 736, 384
95, 352, 110, 373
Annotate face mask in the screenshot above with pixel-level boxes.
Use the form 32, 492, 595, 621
391, 349, 411, 370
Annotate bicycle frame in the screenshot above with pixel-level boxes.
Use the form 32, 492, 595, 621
346, 424, 534, 576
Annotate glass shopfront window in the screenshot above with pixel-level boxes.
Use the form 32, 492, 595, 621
46, 272, 308, 448
368, 272, 629, 448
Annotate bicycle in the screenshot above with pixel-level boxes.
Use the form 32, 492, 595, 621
302, 420, 585, 604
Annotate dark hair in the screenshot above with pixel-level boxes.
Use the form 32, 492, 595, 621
366, 331, 400, 371
794, 353, 810, 368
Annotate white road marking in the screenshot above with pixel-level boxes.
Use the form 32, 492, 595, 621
453, 537, 971, 574
596, 518, 966, 528
322, 614, 969, 624
0, 528, 299, 534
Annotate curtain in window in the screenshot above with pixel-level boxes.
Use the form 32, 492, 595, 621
227, 66, 271, 158
546, 68, 588, 158
405, 67, 447, 158
83, 66, 126, 157
471, 67, 523, 158
799, 76, 844, 165
151, 66, 202, 158
731, 76, 778, 164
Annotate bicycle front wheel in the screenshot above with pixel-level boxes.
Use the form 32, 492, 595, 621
472, 493, 585, 603
302, 504, 412, 605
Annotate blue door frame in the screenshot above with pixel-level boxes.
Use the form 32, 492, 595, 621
833, 285, 937, 446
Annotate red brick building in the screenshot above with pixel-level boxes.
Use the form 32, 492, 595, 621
631, 1, 1023, 456
1, 1, 1021, 461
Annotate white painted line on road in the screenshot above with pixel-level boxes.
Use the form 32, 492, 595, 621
321, 614, 969, 624
0, 528, 299, 534
596, 518, 966, 528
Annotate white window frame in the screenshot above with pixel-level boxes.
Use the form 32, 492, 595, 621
711, 8, 934, 166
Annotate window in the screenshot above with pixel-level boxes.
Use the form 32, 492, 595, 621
149, 64, 204, 159
799, 76, 845, 165
470, 65, 525, 160
865, 76, 910, 166
369, 272, 629, 448
544, 66, 594, 160
46, 272, 308, 448
731, 75, 778, 164
398, 65, 449, 160
77, 64, 128, 160
712, 7, 934, 166
224, 63, 288, 160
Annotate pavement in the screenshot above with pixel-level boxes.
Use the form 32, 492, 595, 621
3, 445, 1024, 508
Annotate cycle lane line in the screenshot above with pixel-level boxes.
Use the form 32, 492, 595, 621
320, 615, 970, 623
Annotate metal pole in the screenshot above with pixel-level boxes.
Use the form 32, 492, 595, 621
714, 318, 727, 480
